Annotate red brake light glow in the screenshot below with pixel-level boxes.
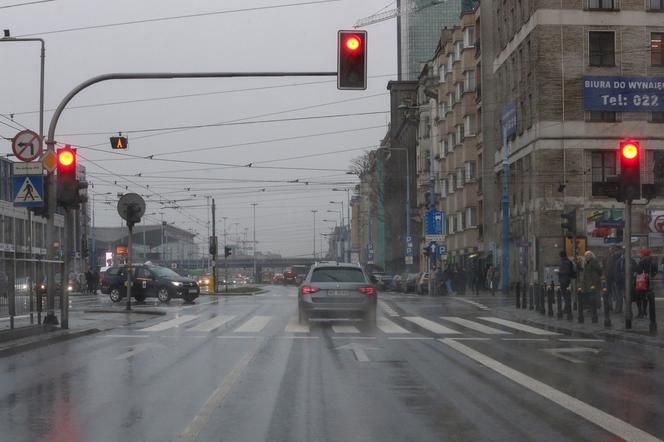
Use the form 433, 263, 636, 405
345, 36, 361, 52
301, 286, 320, 295
358, 287, 377, 295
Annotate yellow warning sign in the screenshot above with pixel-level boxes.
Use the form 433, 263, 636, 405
110, 136, 128, 150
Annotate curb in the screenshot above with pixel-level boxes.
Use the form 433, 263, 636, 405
83, 309, 167, 316
0, 328, 100, 358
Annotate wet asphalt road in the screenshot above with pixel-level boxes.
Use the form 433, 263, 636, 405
1, 284, 663, 442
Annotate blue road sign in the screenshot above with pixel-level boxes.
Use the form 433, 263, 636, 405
406, 247, 413, 257
426, 210, 444, 235
438, 245, 448, 256
12, 175, 44, 207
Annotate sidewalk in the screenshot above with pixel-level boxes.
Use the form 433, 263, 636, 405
489, 291, 664, 348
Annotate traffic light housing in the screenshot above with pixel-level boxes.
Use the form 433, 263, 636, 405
619, 139, 641, 201
56, 145, 78, 209
561, 209, 576, 236
338, 30, 367, 90
224, 246, 232, 258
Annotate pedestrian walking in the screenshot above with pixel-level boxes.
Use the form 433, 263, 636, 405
85, 268, 94, 294
444, 264, 454, 295
581, 251, 602, 322
604, 246, 620, 312
634, 248, 657, 319
435, 267, 445, 296
557, 250, 576, 320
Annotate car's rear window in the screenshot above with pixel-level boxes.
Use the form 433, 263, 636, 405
310, 267, 366, 283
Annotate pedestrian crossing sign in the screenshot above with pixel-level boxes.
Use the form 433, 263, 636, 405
12, 175, 44, 207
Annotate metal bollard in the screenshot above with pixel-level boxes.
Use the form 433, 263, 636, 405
648, 291, 658, 335
547, 283, 554, 317
516, 281, 521, 308
539, 284, 546, 315
577, 288, 585, 323
556, 286, 563, 319
528, 284, 534, 310
602, 288, 611, 327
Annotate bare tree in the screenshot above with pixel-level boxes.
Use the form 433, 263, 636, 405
348, 151, 373, 177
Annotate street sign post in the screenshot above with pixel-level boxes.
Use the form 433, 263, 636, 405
41, 150, 57, 172
12, 129, 42, 162
12, 175, 44, 207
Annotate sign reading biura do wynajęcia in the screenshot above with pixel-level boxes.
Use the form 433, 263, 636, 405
583, 75, 664, 112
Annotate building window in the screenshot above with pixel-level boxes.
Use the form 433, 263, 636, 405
423, 116, 431, 139
589, 31, 615, 67
448, 215, 455, 234
588, 0, 614, 9
455, 82, 464, 101
591, 151, 617, 186
439, 103, 446, 118
457, 212, 464, 231
450, 174, 456, 193
648, 0, 663, 9
456, 124, 465, 143
466, 207, 478, 228
587, 111, 617, 122
438, 65, 446, 83
441, 178, 447, 197
651, 112, 664, 123
448, 93, 454, 108
465, 161, 477, 181
456, 168, 465, 188
454, 41, 462, 61
652, 33, 664, 67
447, 56, 453, 71
464, 27, 475, 48
448, 133, 456, 149
464, 114, 476, 136
464, 70, 476, 92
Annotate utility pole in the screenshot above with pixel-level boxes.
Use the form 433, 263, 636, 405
222, 216, 228, 290
251, 203, 257, 282
311, 210, 318, 259
211, 199, 217, 294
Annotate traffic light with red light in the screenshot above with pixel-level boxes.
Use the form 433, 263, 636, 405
57, 145, 78, 209
619, 139, 641, 201
338, 30, 367, 90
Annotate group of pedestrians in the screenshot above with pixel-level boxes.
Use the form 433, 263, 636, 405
433, 259, 498, 296
84, 268, 100, 294
557, 246, 658, 322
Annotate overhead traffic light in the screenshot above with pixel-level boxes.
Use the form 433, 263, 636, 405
338, 30, 367, 90
561, 209, 576, 236
56, 145, 78, 209
619, 139, 641, 201
224, 246, 232, 258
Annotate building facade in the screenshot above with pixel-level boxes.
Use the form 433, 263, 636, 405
480, 0, 664, 287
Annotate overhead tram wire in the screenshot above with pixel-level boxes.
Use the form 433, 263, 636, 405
0, 0, 54, 9
16, 0, 341, 37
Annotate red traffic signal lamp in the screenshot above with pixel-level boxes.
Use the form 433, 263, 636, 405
57, 146, 76, 170
338, 30, 367, 90
57, 145, 78, 209
619, 139, 641, 201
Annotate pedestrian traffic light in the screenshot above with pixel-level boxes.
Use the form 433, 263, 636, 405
224, 246, 232, 258
57, 145, 78, 209
619, 139, 641, 201
338, 30, 367, 90
561, 209, 576, 236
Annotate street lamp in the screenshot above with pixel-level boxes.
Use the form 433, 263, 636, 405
311, 210, 318, 259
323, 219, 340, 261
332, 188, 352, 262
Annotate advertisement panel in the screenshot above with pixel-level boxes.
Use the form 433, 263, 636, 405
583, 76, 664, 112
586, 209, 624, 246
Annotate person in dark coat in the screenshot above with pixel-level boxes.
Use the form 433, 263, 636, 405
581, 251, 602, 322
634, 248, 657, 318
557, 250, 576, 320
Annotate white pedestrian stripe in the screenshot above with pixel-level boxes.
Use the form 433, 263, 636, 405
440, 317, 511, 335
234, 315, 271, 333
379, 301, 399, 317
403, 317, 461, 334
479, 317, 560, 336
285, 317, 309, 333
189, 315, 235, 332
139, 315, 199, 332
376, 317, 410, 334
331, 324, 360, 334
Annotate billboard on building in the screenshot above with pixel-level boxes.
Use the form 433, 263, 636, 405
582, 76, 664, 112
585, 209, 624, 247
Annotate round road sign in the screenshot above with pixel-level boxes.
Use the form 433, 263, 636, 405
117, 193, 146, 224
12, 130, 43, 162
655, 215, 664, 233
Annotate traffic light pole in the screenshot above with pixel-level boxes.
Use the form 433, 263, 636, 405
43, 71, 337, 324
211, 198, 217, 294
624, 199, 633, 329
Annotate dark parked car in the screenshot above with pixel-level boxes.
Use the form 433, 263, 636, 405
100, 263, 199, 303
298, 262, 377, 325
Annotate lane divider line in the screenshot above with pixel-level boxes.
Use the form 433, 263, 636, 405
440, 338, 662, 442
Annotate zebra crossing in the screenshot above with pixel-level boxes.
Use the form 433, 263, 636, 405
132, 312, 561, 339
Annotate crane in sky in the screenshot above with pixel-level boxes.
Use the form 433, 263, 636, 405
354, 1, 445, 28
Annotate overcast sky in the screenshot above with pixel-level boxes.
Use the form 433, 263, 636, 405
1, 0, 397, 257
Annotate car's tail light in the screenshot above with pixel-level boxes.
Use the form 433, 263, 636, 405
358, 287, 377, 295
300, 286, 320, 295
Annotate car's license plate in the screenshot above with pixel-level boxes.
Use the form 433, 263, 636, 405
327, 290, 350, 296
188, 288, 197, 294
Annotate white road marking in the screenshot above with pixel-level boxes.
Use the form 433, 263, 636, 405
139, 315, 199, 332
502, 338, 549, 342
404, 316, 462, 334
285, 317, 310, 333
331, 324, 360, 334
479, 317, 560, 336
441, 316, 512, 335
189, 315, 235, 332
451, 298, 489, 311
216, 336, 256, 339
542, 347, 601, 364
101, 335, 150, 338
440, 338, 661, 442
379, 301, 399, 317
234, 315, 271, 333
114, 343, 166, 360
376, 317, 410, 334
388, 337, 434, 340
559, 339, 604, 343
